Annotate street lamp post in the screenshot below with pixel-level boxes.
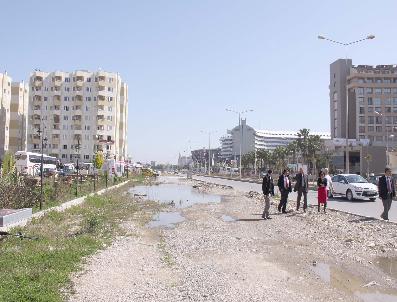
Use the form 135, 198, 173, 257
318, 34, 375, 173
37, 128, 47, 210
74, 138, 81, 196
226, 108, 254, 178
375, 111, 392, 166
201, 130, 217, 176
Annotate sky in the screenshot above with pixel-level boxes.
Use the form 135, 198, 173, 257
1, 0, 397, 163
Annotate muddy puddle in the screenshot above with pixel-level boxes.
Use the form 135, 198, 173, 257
375, 256, 397, 280
130, 182, 222, 208
147, 212, 185, 228
311, 262, 397, 302
221, 215, 237, 222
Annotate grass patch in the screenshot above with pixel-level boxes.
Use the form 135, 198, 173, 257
0, 176, 161, 302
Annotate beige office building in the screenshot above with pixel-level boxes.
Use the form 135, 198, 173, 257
27, 70, 128, 163
330, 59, 397, 173
0, 72, 12, 159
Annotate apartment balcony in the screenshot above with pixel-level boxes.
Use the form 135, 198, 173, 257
74, 95, 83, 102
33, 78, 43, 87
32, 137, 41, 144
52, 138, 60, 144
33, 109, 41, 115
53, 115, 60, 124
53, 91, 61, 98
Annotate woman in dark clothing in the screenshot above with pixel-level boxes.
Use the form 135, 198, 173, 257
317, 171, 328, 213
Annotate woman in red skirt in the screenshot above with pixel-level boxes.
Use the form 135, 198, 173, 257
317, 171, 328, 213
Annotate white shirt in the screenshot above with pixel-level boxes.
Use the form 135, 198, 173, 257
324, 175, 332, 191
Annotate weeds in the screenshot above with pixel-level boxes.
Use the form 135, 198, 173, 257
0, 176, 152, 302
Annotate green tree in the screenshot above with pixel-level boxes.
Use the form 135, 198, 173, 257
2, 152, 16, 177
93, 152, 104, 169
296, 128, 310, 165
272, 146, 287, 173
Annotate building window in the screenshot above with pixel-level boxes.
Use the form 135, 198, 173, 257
63, 145, 67, 149
368, 126, 374, 132
368, 97, 373, 105
65, 78, 70, 82
386, 107, 392, 113
62, 154, 67, 158
359, 126, 365, 133
376, 126, 383, 132
359, 116, 365, 124
385, 116, 392, 124
86, 97, 91, 101
374, 98, 381, 106
375, 116, 382, 124
358, 97, 364, 105
367, 78, 373, 83
356, 88, 364, 95
384, 88, 391, 94
375, 107, 381, 113
108, 106, 112, 112
94, 97, 97, 101
64, 106, 69, 111
87, 78, 91, 82
84, 155, 89, 160
376, 78, 382, 83
384, 78, 391, 84
375, 88, 382, 94
44, 97, 48, 101
385, 98, 392, 105
368, 116, 374, 124
365, 88, 373, 94
359, 107, 365, 114
107, 126, 112, 131
376, 136, 383, 141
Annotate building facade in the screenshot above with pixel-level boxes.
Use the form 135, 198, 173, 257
331, 59, 397, 145
0, 72, 12, 159
0, 73, 28, 159
220, 119, 330, 161
27, 70, 128, 163
9, 82, 29, 153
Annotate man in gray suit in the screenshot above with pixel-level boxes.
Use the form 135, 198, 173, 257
294, 167, 309, 212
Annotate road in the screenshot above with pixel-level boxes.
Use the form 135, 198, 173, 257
193, 175, 397, 223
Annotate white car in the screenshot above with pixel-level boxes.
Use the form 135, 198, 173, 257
331, 174, 378, 201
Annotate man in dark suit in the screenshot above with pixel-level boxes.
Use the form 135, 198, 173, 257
277, 169, 292, 213
262, 169, 274, 219
294, 167, 309, 212
378, 167, 395, 220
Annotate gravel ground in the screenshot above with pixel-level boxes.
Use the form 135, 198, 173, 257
69, 178, 397, 302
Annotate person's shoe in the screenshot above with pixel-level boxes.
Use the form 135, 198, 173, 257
278, 207, 281, 212
261, 214, 266, 219
282, 211, 287, 214
303, 209, 306, 213
380, 214, 385, 220
266, 216, 272, 220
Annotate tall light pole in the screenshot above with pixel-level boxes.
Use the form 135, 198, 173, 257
201, 130, 217, 176
318, 34, 375, 173
375, 111, 391, 166
226, 108, 254, 178
37, 127, 47, 210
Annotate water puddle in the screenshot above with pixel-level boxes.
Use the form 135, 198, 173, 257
375, 256, 397, 280
221, 215, 237, 222
130, 183, 222, 208
311, 262, 397, 302
146, 212, 185, 228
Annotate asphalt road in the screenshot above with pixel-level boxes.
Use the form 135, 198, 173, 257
192, 175, 397, 223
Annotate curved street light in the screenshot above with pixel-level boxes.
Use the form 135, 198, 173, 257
318, 34, 375, 174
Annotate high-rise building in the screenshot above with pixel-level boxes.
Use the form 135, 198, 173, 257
330, 59, 397, 146
0, 72, 12, 159
0, 73, 27, 158
27, 70, 128, 163
9, 82, 29, 153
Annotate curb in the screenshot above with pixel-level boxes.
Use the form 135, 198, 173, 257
0, 180, 130, 232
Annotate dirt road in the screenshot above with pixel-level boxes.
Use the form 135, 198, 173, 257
69, 178, 397, 302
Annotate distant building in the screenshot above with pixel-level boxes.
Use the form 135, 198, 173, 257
219, 119, 330, 160
191, 148, 221, 166
178, 153, 192, 168
0, 72, 28, 159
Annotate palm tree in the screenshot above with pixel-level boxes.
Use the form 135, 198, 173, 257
297, 128, 310, 165
257, 149, 271, 170
272, 146, 287, 173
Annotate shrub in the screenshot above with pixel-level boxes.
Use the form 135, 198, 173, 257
0, 177, 39, 209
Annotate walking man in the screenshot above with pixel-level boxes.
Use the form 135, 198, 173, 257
294, 167, 309, 212
378, 167, 395, 221
278, 169, 292, 213
323, 168, 334, 198
262, 169, 274, 219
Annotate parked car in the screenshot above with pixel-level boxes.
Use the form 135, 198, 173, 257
331, 174, 378, 201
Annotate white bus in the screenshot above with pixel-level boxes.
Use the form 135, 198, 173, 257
15, 151, 58, 176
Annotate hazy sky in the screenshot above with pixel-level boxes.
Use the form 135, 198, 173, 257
1, 0, 397, 163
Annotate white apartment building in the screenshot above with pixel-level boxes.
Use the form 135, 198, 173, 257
27, 70, 128, 163
220, 119, 330, 160
0, 73, 27, 158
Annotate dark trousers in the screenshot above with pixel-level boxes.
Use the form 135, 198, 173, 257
296, 189, 308, 211
278, 190, 289, 213
381, 196, 392, 220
